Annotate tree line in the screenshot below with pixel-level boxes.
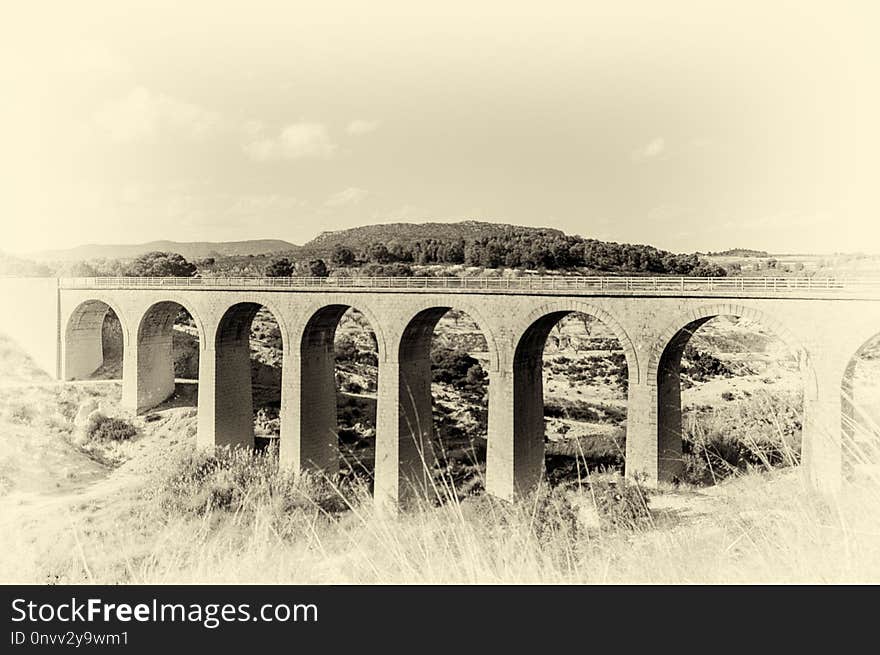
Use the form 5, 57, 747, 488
318, 231, 727, 276
43, 231, 729, 278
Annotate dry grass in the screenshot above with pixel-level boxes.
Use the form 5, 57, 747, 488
3, 432, 880, 584
2, 332, 880, 584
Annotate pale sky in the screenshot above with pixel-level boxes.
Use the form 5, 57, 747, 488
2, 1, 878, 254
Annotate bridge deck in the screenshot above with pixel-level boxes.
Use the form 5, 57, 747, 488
57, 276, 880, 299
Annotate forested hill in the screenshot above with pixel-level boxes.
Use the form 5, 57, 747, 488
304, 221, 726, 276
7, 220, 728, 277
305, 220, 565, 253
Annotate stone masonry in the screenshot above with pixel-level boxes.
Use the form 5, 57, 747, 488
2, 277, 878, 511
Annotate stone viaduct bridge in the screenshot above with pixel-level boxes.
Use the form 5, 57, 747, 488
2, 275, 879, 509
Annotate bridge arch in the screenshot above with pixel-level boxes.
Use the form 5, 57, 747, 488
137, 297, 207, 351
290, 295, 387, 363
283, 297, 385, 478
63, 298, 129, 380
646, 302, 818, 483
511, 301, 638, 383
490, 301, 635, 495
840, 330, 880, 478
378, 302, 497, 499
211, 301, 288, 450
132, 299, 206, 412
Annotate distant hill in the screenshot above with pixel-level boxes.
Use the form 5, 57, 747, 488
303, 220, 565, 255
701, 248, 771, 258
29, 239, 299, 262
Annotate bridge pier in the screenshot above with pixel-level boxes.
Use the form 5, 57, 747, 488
280, 306, 346, 475
623, 376, 659, 484
280, 347, 340, 475
196, 345, 217, 449
374, 355, 436, 512
123, 331, 176, 413
485, 356, 545, 500
803, 357, 846, 495
213, 341, 255, 450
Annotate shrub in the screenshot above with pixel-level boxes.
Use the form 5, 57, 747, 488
721, 391, 735, 401
264, 257, 295, 277
681, 392, 803, 485
8, 403, 35, 425
532, 484, 581, 544
683, 345, 731, 381
148, 446, 350, 518
587, 475, 652, 530
86, 414, 137, 442
432, 346, 487, 394
125, 251, 197, 277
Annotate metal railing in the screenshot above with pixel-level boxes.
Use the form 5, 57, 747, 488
55, 275, 880, 293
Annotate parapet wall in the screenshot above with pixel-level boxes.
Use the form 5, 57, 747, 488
0, 277, 60, 378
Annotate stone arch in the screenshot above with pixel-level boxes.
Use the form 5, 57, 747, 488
646, 302, 817, 483
511, 300, 638, 383
214, 296, 290, 354
646, 303, 818, 400
63, 297, 129, 380
381, 302, 497, 499
136, 296, 208, 352
840, 330, 880, 474
395, 297, 501, 371
132, 299, 206, 412
137, 299, 207, 349
291, 294, 387, 363
494, 300, 635, 495
284, 296, 385, 477
211, 300, 288, 450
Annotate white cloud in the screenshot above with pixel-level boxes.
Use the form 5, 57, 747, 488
94, 86, 222, 143
243, 122, 337, 160
345, 119, 379, 136
632, 137, 666, 162
325, 187, 369, 207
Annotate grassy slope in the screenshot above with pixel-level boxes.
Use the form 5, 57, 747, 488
1, 329, 880, 583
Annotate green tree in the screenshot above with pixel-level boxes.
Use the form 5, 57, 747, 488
125, 252, 197, 277
306, 258, 329, 277
331, 245, 355, 267
264, 257, 295, 277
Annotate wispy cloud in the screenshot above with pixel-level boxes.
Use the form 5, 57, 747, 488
94, 87, 222, 144
345, 119, 379, 136
325, 187, 369, 208
243, 122, 337, 160
631, 136, 666, 162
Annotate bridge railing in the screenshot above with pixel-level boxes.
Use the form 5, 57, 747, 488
56, 275, 880, 292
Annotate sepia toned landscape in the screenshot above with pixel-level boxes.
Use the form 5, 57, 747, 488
2, 225, 880, 584
2, 1, 879, 590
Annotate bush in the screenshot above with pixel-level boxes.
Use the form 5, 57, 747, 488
86, 414, 137, 442
532, 485, 581, 544
125, 251, 197, 277
533, 475, 651, 540
432, 346, 487, 394
265, 258, 295, 277
148, 447, 350, 518
681, 392, 802, 485
588, 476, 652, 530
683, 345, 731, 381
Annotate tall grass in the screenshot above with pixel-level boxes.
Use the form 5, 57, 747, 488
3, 383, 880, 584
